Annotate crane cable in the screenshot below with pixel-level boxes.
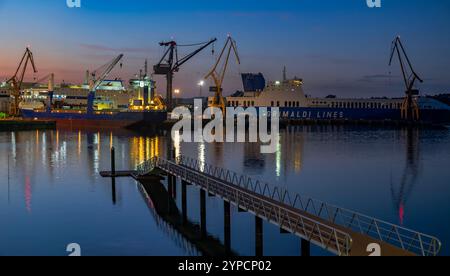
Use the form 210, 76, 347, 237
177, 40, 214, 47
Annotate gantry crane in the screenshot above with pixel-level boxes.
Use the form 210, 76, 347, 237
389, 36, 423, 121
6, 47, 37, 116
205, 36, 241, 112
153, 38, 217, 110
87, 54, 123, 114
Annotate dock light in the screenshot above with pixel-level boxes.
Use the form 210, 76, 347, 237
198, 80, 205, 87
174, 89, 180, 94
275, 81, 281, 85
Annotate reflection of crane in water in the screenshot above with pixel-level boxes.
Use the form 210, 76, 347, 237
390, 128, 420, 225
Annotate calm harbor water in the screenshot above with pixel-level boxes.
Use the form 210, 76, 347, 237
0, 126, 449, 256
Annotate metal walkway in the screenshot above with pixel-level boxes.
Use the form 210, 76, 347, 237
134, 155, 441, 256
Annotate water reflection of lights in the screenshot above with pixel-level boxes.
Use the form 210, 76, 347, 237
97, 132, 101, 153
25, 176, 32, 213
36, 130, 39, 146
198, 141, 205, 172
41, 132, 47, 166
92, 133, 101, 173
173, 131, 181, 158
131, 136, 161, 166
52, 141, 67, 168
275, 134, 281, 178
110, 132, 114, 149
78, 131, 82, 156
10, 132, 17, 160
56, 130, 59, 148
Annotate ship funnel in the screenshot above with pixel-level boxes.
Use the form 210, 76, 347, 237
48, 73, 54, 92
47, 73, 55, 113
85, 70, 90, 85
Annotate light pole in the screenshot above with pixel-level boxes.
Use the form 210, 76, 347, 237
173, 89, 180, 107
198, 80, 204, 98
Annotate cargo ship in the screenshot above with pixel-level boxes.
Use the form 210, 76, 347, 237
21, 108, 167, 129
20, 74, 167, 128
215, 73, 450, 124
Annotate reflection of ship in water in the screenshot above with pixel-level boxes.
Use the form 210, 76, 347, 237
137, 179, 234, 256
243, 142, 265, 174
240, 126, 305, 179
275, 127, 304, 180
391, 128, 420, 225
83, 129, 164, 178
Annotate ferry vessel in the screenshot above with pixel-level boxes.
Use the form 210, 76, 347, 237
216, 73, 450, 124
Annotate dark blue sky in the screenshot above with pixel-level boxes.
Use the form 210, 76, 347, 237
1, 0, 449, 97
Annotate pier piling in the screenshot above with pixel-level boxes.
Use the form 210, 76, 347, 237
172, 175, 177, 199
110, 147, 116, 177
224, 201, 231, 254
111, 177, 116, 205
301, 238, 311, 257
255, 217, 263, 256
182, 180, 188, 225
110, 147, 117, 205
200, 189, 207, 238
168, 174, 173, 199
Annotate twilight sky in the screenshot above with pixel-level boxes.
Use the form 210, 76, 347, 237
0, 0, 449, 98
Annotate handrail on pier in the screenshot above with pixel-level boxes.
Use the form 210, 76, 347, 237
136, 156, 441, 256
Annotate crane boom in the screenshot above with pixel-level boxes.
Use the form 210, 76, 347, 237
87, 54, 123, 114
90, 54, 124, 91
153, 38, 217, 110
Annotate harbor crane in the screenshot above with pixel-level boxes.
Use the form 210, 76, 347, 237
389, 36, 423, 121
153, 38, 217, 110
205, 36, 241, 112
87, 54, 124, 114
6, 47, 37, 116
32, 73, 55, 113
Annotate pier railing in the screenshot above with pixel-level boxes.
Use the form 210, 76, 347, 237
137, 158, 158, 176
159, 158, 352, 256
136, 156, 441, 256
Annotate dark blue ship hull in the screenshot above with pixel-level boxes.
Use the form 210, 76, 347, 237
21, 109, 167, 128
266, 107, 450, 124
